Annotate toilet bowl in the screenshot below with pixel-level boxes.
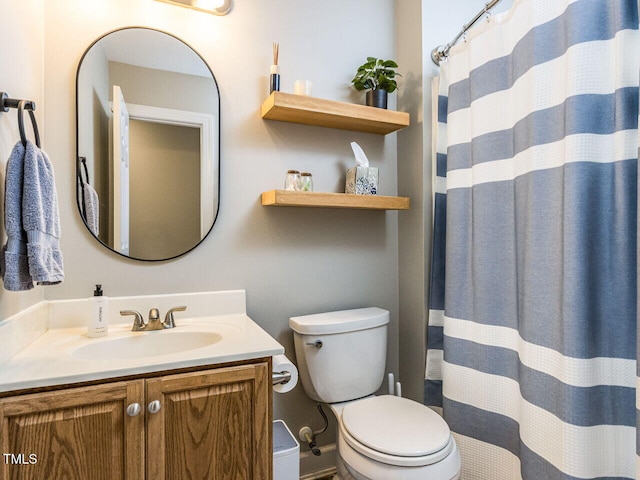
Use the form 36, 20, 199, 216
330, 395, 461, 480
290, 308, 461, 480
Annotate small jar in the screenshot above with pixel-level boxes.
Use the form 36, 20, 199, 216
299, 172, 313, 192
284, 170, 301, 190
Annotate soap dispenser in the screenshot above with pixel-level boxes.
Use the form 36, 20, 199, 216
88, 284, 109, 338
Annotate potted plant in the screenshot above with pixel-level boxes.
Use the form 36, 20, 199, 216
351, 57, 401, 109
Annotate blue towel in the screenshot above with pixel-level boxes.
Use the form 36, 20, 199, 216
1, 142, 32, 290
1, 140, 64, 290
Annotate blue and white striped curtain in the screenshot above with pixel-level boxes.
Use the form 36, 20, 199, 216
425, 0, 640, 478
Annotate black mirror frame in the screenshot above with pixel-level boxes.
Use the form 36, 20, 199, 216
75, 26, 221, 262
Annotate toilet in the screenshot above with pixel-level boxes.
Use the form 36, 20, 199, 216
290, 307, 461, 480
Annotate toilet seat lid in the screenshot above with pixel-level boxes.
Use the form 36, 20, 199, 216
341, 395, 451, 458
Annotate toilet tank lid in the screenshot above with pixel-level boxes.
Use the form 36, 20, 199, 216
289, 307, 389, 335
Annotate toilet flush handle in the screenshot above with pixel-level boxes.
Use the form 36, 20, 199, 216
305, 340, 323, 349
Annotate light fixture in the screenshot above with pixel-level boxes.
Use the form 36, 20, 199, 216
154, 0, 232, 16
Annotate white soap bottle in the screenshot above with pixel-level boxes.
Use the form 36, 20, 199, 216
88, 284, 109, 338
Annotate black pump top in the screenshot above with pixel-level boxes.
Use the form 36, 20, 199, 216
94, 284, 103, 296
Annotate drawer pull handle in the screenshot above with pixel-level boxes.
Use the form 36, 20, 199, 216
148, 400, 162, 414
126, 403, 141, 417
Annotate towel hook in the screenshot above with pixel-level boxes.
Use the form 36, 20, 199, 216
77, 156, 90, 218
1, 92, 40, 148
1, 92, 36, 113
17, 100, 41, 148
80, 156, 90, 185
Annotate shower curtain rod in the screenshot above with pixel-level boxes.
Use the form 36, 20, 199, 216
431, 0, 503, 66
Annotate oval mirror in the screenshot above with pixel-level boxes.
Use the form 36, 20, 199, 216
76, 27, 220, 261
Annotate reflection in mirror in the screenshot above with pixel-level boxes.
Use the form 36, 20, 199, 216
76, 27, 220, 261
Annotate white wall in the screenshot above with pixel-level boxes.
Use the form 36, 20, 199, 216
0, 0, 45, 319
39, 0, 398, 474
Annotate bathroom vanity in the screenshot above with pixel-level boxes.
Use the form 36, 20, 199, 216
0, 290, 283, 480
0, 360, 271, 480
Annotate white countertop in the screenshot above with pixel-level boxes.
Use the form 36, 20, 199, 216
0, 313, 284, 393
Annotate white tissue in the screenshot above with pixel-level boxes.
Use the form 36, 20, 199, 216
272, 354, 299, 394
350, 142, 370, 167
346, 142, 379, 195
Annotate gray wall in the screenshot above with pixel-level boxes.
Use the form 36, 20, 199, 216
40, 0, 398, 475
0, 2, 539, 478
0, 0, 526, 475
109, 61, 216, 114
396, 0, 427, 403
128, 120, 200, 259
395, 0, 517, 404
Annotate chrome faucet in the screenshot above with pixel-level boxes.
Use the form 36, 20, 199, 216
146, 308, 163, 330
120, 306, 187, 331
163, 306, 186, 328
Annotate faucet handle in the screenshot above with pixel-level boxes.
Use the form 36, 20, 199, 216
164, 306, 187, 329
120, 310, 145, 331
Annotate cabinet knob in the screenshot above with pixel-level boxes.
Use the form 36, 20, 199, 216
126, 403, 141, 417
147, 400, 162, 414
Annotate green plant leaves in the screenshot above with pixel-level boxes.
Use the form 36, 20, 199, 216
351, 57, 401, 93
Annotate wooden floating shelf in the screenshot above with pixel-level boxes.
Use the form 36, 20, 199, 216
261, 190, 410, 210
261, 92, 410, 135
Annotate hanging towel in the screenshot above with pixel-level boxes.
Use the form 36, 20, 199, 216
0, 140, 64, 290
0, 142, 33, 291
82, 182, 99, 236
22, 141, 64, 285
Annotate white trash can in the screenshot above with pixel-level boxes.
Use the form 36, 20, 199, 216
273, 420, 300, 480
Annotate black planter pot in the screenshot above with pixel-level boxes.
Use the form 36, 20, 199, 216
366, 89, 388, 109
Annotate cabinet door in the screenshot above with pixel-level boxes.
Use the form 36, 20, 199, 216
146, 362, 272, 480
0, 380, 144, 480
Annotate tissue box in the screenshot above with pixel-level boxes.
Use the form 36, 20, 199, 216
346, 167, 379, 195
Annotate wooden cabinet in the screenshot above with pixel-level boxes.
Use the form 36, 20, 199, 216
146, 363, 271, 480
0, 381, 144, 480
0, 361, 271, 480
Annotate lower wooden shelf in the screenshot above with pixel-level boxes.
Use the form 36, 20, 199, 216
261, 190, 410, 210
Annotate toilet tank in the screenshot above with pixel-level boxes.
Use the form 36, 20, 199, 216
289, 307, 389, 403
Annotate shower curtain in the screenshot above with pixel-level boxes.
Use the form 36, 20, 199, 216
425, 0, 640, 479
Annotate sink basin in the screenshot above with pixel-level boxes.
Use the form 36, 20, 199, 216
72, 331, 223, 360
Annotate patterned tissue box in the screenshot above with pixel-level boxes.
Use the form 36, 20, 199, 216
345, 167, 379, 195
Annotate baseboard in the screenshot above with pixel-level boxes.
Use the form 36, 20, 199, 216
299, 466, 337, 480
299, 443, 337, 479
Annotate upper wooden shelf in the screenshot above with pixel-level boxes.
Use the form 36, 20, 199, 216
260, 92, 410, 135
261, 190, 410, 210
